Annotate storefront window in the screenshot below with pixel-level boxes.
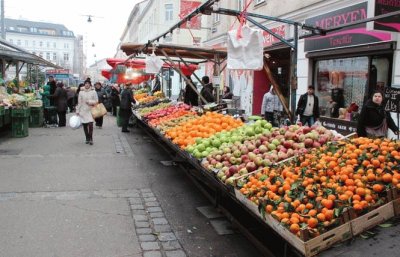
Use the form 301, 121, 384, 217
314, 57, 368, 118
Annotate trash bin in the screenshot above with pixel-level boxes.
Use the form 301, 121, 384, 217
11, 108, 30, 138
117, 106, 122, 127
29, 106, 44, 128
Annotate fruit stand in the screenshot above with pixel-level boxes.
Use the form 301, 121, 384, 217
127, 97, 400, 257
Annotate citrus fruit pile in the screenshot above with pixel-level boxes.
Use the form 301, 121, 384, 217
237, 137, 400, 238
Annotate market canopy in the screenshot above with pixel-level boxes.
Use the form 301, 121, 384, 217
120, 43, 227, 61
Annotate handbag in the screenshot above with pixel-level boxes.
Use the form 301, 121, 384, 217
365, 118, 387, 138
227, 25, 264, 70
91, 103, 108, 119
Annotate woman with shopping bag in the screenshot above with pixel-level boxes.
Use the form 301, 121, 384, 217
76, 79, 98, 145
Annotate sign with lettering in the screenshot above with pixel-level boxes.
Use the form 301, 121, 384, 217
384, 87, 400, 112
304, 2, 392, 52
374, 0, 400, 32
319, 117, 357, 135
262, 25, 286, 47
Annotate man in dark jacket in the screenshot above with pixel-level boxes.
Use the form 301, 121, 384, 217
120, 83, 135, 132
200, 76, 215, 105
295, 85, 320, 126
48, 81, 68, 127
184, 76, 198, 106
47, 76, 57, 106
111, 84, 120, 116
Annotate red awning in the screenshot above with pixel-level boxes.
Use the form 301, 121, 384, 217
101, 69, 111, 80
106, 58, 198, 76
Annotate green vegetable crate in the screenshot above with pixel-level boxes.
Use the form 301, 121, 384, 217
11, 108, 30, 138
29, 107, 44, 128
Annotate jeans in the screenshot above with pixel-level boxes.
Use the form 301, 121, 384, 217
300, 115, 315, 127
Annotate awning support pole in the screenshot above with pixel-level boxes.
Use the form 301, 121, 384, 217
263, 60, 292, 120
160, 49, 208, 105
289, 25, 299, 123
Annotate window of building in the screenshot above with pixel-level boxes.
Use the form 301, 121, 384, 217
39, 41, 43, 47
30, 27, 37, 33
314, 57, 369, 118
63, 53, 69, 61
255, 0, 265, 4
17, 39, 21, 46
53, 53, 57, 61
9, 27, 14, 31
32, 40, 36, 47
213, 13, 220, 23
238, 0, 245, 10
39, 52, 43, 58
64, 43, 69, 49
17, 26, 28, 32
46, 52, 50, 60
165, 4, 173, 22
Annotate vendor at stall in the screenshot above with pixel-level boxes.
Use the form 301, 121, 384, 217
200, 76, 214, 105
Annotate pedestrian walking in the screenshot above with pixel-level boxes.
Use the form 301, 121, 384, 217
66, 86, 76, 113
261, 86, 283, 127
76, 80, 98, 145
295, 85, 320, 126
110, 84, 120, 116
357, 90, 399, 138
120, 83, 135, 132
48, 81, 68, 127
94, 82, 107, 128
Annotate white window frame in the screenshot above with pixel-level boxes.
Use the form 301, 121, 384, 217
53, 53, 57, 61
165, 3, 173, 22
255, 0, 265, 4
213, 13, 220, 23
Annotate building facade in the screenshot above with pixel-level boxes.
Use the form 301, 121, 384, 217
204, 0, 400, 137
4, 18, 84, 79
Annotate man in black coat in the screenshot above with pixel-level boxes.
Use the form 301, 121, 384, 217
200, 76, 215, 105
48, 81, 68, 127
184, 76, 199, 106
295, 85, 320, 126
119, 83, 135, 132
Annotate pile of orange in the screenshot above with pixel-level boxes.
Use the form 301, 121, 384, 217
165, 112, 243, 149
238, 137, 400, 238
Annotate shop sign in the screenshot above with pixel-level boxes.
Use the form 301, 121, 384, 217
179, 0, 202, 29
384, 87, 400, 112
319, 117, 357, 135
304, 2, 392, 52
262, 25, 286, 47
46, 69, 70, 74
374, 0, 400, 32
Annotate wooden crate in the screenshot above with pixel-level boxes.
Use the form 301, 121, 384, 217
234, 189, 352, 257
350, 201, 395, 236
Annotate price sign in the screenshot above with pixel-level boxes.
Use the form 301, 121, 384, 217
384, 87, 400, 113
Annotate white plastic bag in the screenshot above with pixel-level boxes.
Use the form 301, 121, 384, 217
69, 115, 82, 130
227, 25, 264, 70
145, 54, 163, 74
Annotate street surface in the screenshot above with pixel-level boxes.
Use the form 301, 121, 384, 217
0, 114, 261, 257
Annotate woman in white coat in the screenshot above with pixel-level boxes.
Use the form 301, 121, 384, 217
76, 80, 98, 145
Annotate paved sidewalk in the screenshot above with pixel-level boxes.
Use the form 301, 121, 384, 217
0, 114, 261, 257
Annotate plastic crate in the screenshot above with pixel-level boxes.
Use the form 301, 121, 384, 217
11, 108, 30, 118
0, 106, 4, 115
29, 107, 44, 128
11, 117, 29, 138
4, 108, 11, 125
44, 106, 58, 125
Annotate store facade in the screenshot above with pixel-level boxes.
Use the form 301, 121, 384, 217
298, 0, 400, 136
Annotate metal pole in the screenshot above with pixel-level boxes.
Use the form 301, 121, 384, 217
1, 0, 5, 40
289, 25, 298, 123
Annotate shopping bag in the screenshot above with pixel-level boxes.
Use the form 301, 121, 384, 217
227, 25, 264, 70
91, 103, 107, 119
145, 54, 163, 74
69, 115, 82, 130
